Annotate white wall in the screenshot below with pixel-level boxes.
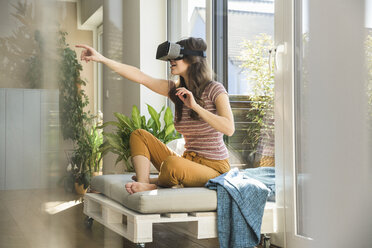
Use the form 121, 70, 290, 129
102, 0, 167, 174
139, 0, 167, 118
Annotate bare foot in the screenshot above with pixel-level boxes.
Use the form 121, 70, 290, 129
125, 182, 157, 194
125, 182, 134, 194
131, 175, 158, 184
171, 184, 184, 189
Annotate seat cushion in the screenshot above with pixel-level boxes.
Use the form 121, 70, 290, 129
90, 174, 217, 214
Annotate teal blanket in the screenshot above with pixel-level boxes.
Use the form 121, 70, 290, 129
205, 167, 275, 248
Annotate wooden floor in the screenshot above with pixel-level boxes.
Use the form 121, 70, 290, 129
0, 188, 269, 248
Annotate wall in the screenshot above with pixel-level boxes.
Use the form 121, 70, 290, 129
0, 89, 59, 190
139, 0, 167, 117
101, 0, 167, 174
80, 0, 102, 24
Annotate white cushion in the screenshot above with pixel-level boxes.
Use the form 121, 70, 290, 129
91, 174, 217, 214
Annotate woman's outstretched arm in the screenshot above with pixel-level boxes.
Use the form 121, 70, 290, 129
76, 44, 169, 96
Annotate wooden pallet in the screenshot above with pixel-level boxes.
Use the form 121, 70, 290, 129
83, 193, 275, 245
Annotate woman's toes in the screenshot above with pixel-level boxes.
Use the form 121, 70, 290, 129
125, 182, 133, 194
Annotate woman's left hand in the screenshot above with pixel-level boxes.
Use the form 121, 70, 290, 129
176, 88, 198, 109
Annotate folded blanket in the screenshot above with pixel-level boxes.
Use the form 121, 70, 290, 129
205, 167, 275, 248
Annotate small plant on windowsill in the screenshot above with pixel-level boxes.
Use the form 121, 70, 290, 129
99, 104, 182, 172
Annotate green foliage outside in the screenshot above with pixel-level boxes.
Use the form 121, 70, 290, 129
99, 105, 182, 172
239, 33, 275, 156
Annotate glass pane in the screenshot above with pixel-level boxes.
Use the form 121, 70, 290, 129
167, 0, 207, 108
227, 0, 275, 167
294, 0, 311, 238
168, 0, 206, 41
0, 1, 98, 246
188, 0, 206, 39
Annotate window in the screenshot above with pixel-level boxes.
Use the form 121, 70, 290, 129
167, 0, 208, 43
215, 0, 275, 167
168, 0, 276, 167
167, 0, 210, 105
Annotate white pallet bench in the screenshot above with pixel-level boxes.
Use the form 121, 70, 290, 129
83, 193, 275, 246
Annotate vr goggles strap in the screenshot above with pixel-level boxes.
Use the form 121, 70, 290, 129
181, 48, 206, 58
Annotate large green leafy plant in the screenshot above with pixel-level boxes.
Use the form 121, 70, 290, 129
100, 104, 181, 171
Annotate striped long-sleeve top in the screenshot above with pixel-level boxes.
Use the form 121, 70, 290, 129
174, 81, 229, 160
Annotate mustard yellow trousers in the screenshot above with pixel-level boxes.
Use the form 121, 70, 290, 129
129, 129, 230, 187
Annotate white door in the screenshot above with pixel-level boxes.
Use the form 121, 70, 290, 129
275, 0, 372, 247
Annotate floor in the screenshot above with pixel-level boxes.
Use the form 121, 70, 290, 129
0, 188, 270, 248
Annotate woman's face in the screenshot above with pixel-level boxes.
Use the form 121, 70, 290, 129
169, 59, 189, 78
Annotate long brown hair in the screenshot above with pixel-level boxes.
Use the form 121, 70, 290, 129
168, 37, 213, 122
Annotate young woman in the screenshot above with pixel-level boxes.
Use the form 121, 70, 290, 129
76, 37, 234, 194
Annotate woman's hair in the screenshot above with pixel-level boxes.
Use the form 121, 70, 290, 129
168, 37, 213, 122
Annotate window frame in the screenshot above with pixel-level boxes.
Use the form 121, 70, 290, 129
212, 0, 228, 89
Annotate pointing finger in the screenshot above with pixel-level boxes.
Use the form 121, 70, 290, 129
75, 44, 91, 50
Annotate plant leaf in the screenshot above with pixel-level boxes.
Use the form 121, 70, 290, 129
131, 105, 141, 129
97, 121, 121, 129
115, 155, 123, 166
105, 135, 123, 151
141, 116, 147, 129
147, 104, 160, 133
165, 124, 175, 137
164, 107, 173, 127
114, 112, 135, 131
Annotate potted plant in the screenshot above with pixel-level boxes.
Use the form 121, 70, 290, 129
99, 104, 182, 171
71, 122, 103, 194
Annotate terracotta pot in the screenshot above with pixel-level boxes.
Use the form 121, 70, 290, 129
92, 171, 102, 177
75, 83, 82, 95
74, 182, 88, 195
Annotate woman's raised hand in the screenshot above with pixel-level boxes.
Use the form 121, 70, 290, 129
75, 44, 105, 63
176, 87, 198, 110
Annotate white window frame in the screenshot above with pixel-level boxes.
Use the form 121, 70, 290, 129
96, 24, 103, 115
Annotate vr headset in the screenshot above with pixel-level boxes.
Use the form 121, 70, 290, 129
156, 41, 206, 61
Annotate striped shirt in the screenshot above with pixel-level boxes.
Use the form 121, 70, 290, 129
174, 81, 229, 160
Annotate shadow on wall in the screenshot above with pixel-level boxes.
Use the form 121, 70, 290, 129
0, 0, 60, 89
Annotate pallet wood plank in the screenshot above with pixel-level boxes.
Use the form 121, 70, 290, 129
163, 213, 188, 218
83, 193, 275, 244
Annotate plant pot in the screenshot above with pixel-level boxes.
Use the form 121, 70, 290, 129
76, 82, 82, 95
74, 182, 88, 195
92, 171, 102, 177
